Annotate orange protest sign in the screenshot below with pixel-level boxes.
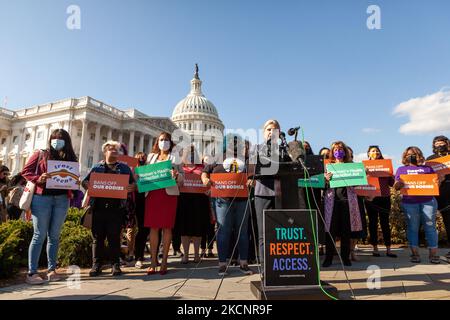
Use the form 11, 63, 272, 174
355, 176, 382, 197
179, 173, 209, 194
118, 155, 139, 172
210, 173, 248, 198
88, 173, 129, 199
362, 159, 394, 177
399, 174, 440, 196
425, 155, 450, 177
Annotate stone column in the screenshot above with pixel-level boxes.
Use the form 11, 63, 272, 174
30, 126, 38, 151
107, 127, 113, 141
118, 132, 123, 144
93, 123, 102, 165
138, 133, 145, 154
128, 130, 135, 155
43, 124, 51, 145
14, 128, 25, 174
78, 120, 89, 174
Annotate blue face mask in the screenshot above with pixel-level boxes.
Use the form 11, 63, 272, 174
51, 139, 65, 151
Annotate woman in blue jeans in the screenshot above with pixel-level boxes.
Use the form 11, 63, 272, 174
21, 129, 78, 284
201, 134, 253, 276
394, 146, 443, 264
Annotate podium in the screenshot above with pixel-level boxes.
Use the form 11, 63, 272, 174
250, 157, 338, 300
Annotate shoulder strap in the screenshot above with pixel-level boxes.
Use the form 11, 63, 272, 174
148, 153, 158, 164
35, 150, 44, 175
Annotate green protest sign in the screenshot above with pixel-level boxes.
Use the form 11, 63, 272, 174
135, 160, 176, 193
326, 162, 368, 188
298, 174, 325, 188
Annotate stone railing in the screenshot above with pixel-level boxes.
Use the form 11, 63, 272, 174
87, 97, 126, 118
0, 108, 15, 118
14, 98, 73, 117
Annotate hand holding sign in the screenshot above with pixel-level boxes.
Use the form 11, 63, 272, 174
326, 163, 368, 188
46, 160, 80, 190
38, 173, 51, 184
425, 155, 450, 178
399, 174, 439, 196
135, 161, 176, 193
88, 173, 129, 199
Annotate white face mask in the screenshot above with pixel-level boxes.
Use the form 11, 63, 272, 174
159, 140, 171, 151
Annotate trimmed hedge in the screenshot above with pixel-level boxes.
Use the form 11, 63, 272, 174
0, 220, 33, 278
58, 220, 92, 268
0, 208, 92, 278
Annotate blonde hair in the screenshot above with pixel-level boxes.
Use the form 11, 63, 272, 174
102, 140, 121, 153
263, 119, 280, 130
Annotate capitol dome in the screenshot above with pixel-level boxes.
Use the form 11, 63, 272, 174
171, 64, 224, 134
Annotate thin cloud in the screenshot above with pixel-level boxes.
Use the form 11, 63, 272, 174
393, 88, 450, 135
362, 128, 381, 134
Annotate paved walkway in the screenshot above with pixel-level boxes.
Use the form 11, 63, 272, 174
1, 246, 449, 300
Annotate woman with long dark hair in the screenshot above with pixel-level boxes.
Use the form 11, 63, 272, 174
364, 145, 396, 258
143, 132, 184, 275
394, 146, 441, 264
22, 129, 78, 284
322, 141, 363, 267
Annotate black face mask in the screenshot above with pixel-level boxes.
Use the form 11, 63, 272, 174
139, 160, 146, 165
436, 145, 448, 154
407, 155, 418, 165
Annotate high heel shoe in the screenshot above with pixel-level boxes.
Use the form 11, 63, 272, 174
181, 257, 189, 264
146, 267, 157, 275
159, 265, 168, 275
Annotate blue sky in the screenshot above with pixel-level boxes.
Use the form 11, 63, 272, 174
1, 0, 450, 165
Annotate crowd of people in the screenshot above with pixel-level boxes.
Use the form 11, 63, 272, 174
0, 123, 449, 285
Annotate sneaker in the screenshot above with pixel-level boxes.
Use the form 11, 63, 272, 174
218, 265, 228, 276
343, 259, 352, 267
207, 251, 215, 258
112, 263, 122, 276
173, 250, 184, 258
89, 264, 102, 277
47, 271, 62, 282
445, 251, 450, 260
26, 274, 45, 285
322, 257, 333, 268
239, 264, 254, 275
135, 260, 144, 269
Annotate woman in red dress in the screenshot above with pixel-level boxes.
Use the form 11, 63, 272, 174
143, 132, 183, 275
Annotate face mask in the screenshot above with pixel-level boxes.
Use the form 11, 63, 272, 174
334, 150, 345, 160
407, 155, 418, 165
436, 145, 448, 154
51, 139, 65, 151
139, 160, 146, 165
159, 140, 171, 151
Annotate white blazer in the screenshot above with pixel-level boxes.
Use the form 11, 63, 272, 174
145, 152, 184, 196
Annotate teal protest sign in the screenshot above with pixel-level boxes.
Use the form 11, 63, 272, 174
135, 160, 176, 193
298, 174, 325, 189
326, 162, 368, 188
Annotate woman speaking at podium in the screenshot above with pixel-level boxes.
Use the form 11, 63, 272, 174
251, 119, 282, 274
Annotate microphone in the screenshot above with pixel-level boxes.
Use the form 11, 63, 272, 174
288, 126, 301, 136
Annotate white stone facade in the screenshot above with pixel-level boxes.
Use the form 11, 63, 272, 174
0, 96, 177, 176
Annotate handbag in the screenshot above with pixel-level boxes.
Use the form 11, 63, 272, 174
19, 150, 43, 211
80, 205, 93, 229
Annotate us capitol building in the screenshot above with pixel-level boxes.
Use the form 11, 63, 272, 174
0, 65, 224, 175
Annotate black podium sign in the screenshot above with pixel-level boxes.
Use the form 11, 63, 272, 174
263, 209, 319, 287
